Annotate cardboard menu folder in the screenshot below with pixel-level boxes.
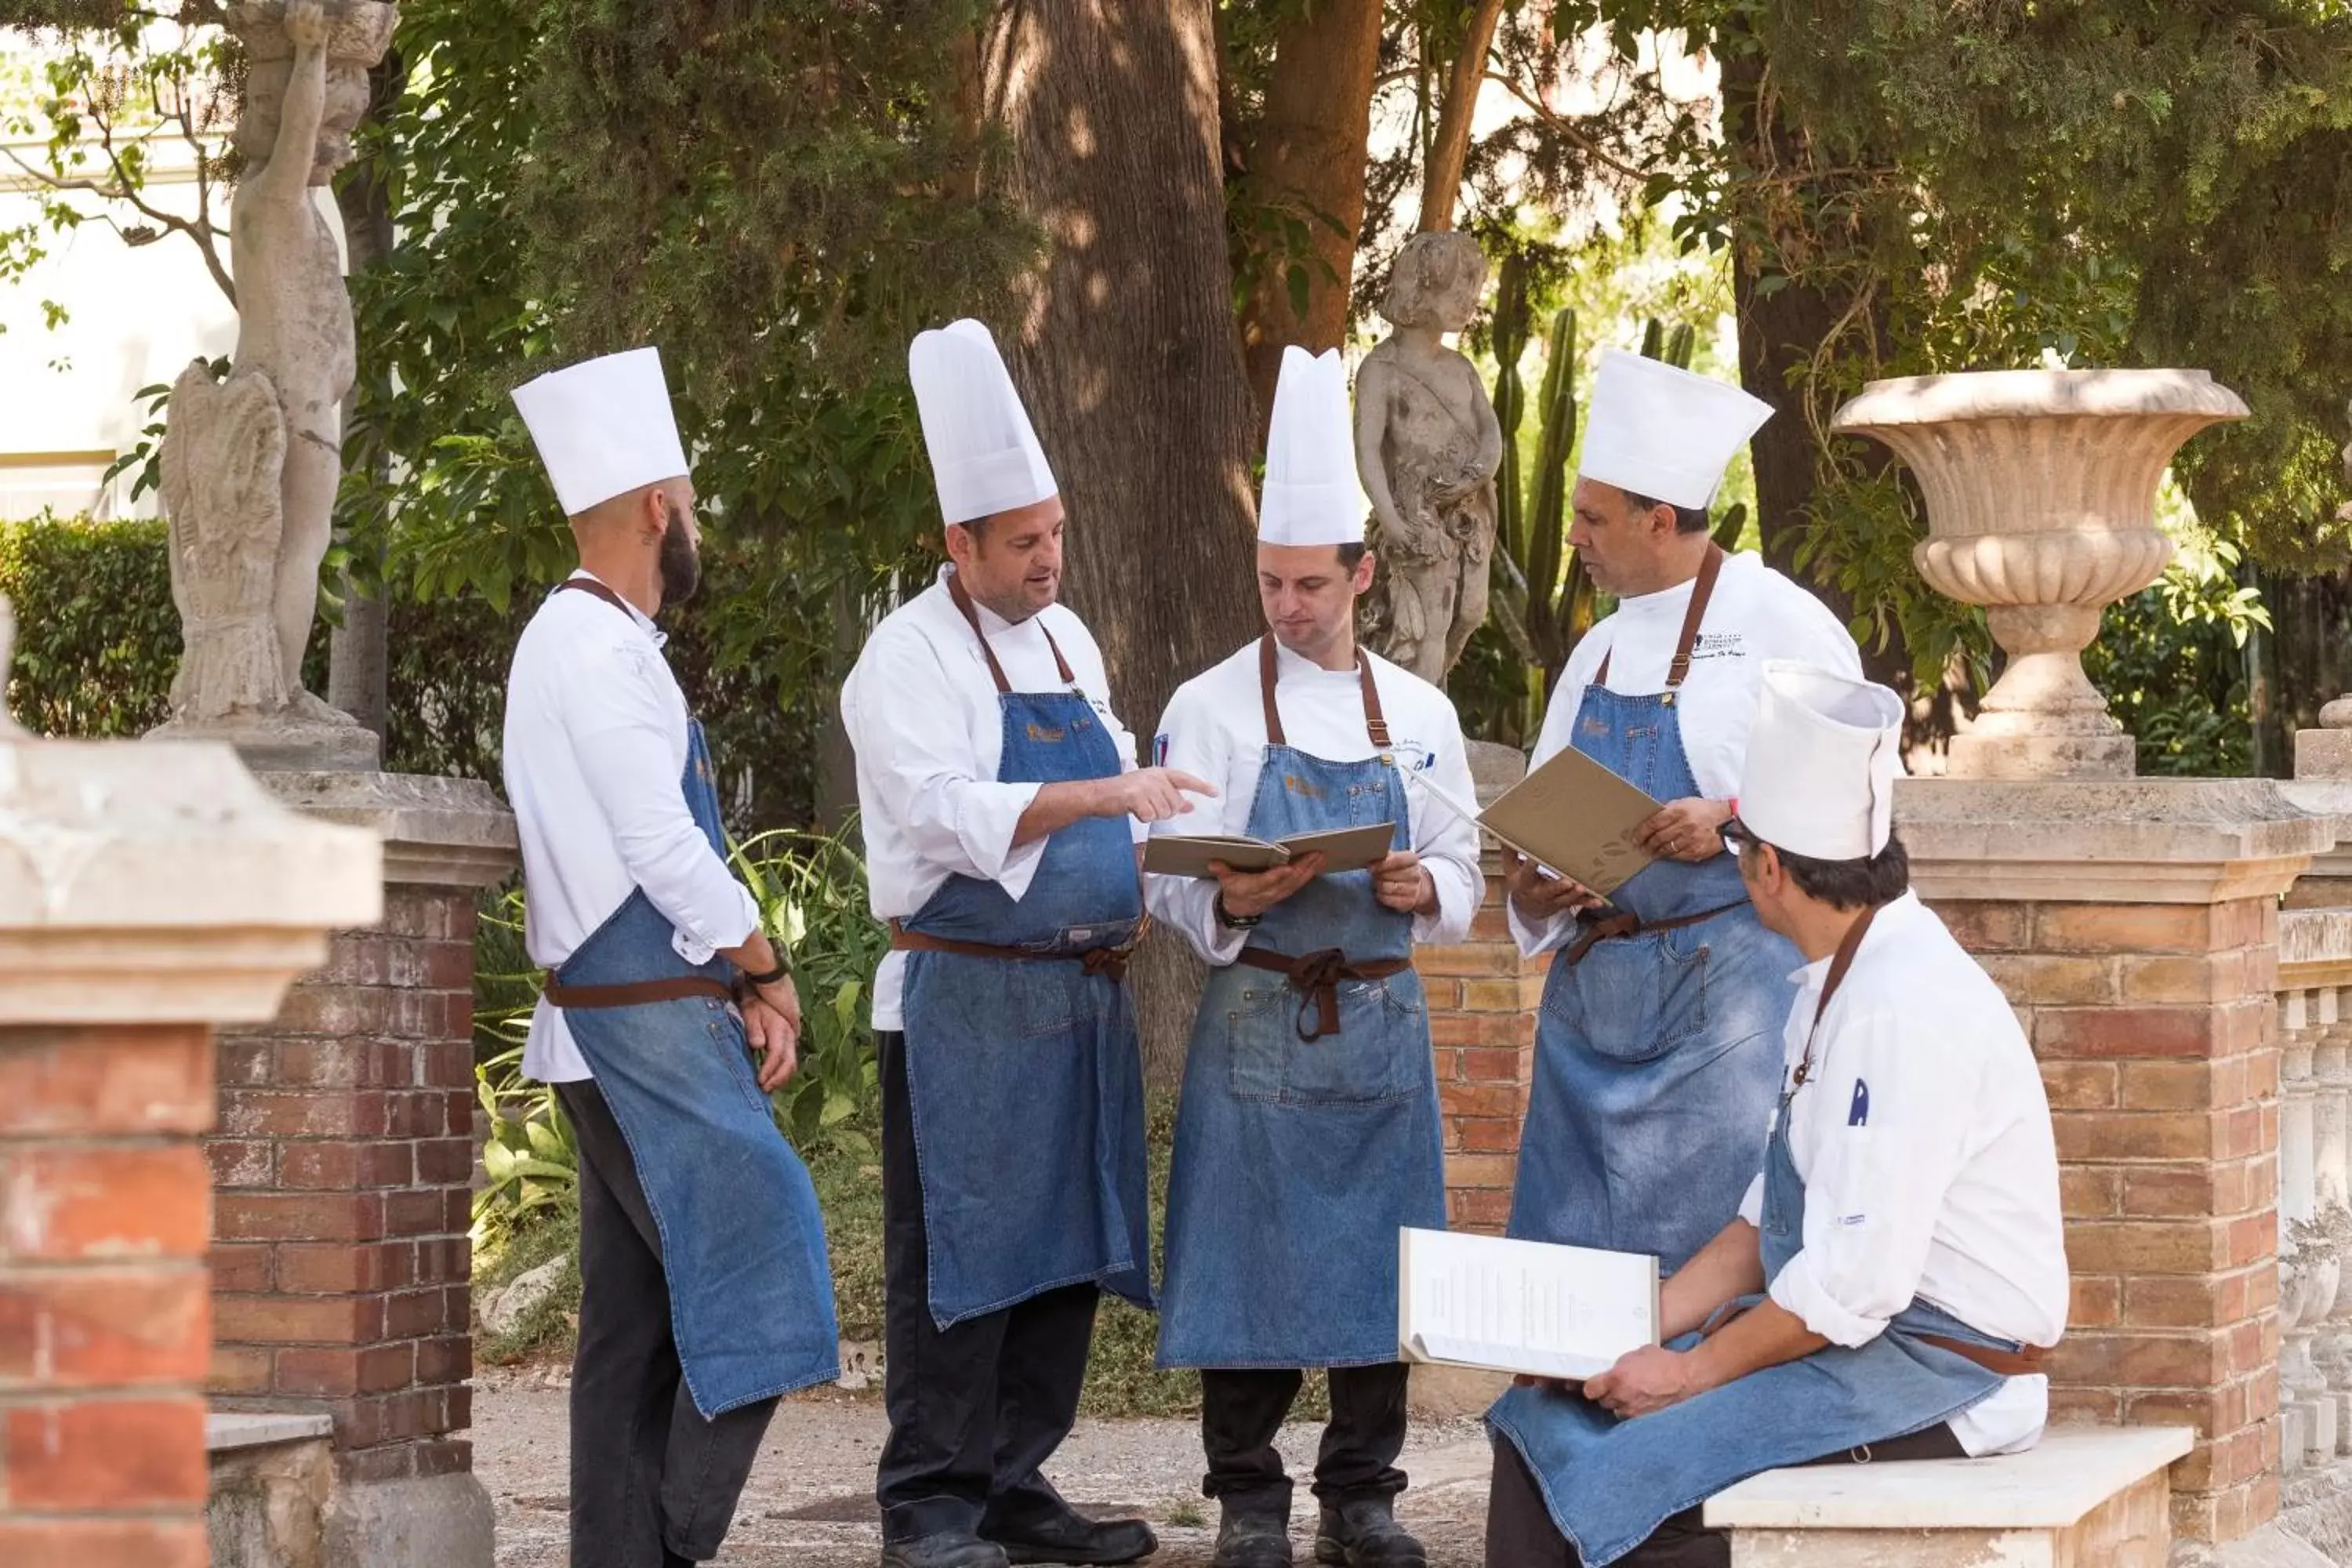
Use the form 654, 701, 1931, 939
1407, 744, 1664, 895
1397, 1227, 1661, 1381
1142, 820, 1399, 880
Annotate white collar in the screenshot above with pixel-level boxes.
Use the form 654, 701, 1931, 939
568, 568, 666, 648
1269, 637, 1367, 681
1784, 890, 1924, 987
937, 564, 1047, 639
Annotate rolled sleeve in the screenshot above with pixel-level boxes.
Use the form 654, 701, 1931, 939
1768, 1250, 1891, 1348
1410, 713, 1483, 946
1143, 684, 1248, 966
566, 645, 760, 955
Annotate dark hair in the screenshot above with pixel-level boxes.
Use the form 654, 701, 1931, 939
1624, 488, 1711, 535
1735, 823, 1911, 910
1336, 542, 1368, 571
951, 517, 989, 543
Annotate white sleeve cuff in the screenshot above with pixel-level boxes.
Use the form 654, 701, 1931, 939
953, 782, 1047, 895
1507, 898, 1571, 959
1413, 857, 1482, 947
1768, 1250, 1891, 1349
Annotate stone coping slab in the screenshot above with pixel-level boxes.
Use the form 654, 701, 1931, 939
1701, 1426, 2194, 1532
257, 769, 517, 891
206, 1410, 335, 1453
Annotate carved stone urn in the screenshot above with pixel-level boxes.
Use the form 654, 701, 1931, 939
1831, 369, 2248, 779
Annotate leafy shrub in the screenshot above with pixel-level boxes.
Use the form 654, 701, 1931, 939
0, 514, 176, 735
2085, 529, 2266, 779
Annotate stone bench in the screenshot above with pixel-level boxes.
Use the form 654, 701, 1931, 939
1700, 1425, 2194, 1566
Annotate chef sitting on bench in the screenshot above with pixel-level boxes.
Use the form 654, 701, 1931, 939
1483, 662, 2071, 1568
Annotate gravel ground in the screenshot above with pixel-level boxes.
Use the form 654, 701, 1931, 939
476, 1366, 1498, 1566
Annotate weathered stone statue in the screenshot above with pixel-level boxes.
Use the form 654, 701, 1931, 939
1354, 231, 1504, 684
154, 0, 392, 768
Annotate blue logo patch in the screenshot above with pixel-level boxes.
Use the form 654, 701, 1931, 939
1848, 1079, 1870, 1127
1153, 733, 1171, 767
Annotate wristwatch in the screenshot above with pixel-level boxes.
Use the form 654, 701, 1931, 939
1214, 891, 1262, 931
739, 953, 791, 990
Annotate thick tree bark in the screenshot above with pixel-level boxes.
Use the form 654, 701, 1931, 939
986, 0, 1265, 1086
1234, 0, 1383, 423
1417, 0, 1506, 233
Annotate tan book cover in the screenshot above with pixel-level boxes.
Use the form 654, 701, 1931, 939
1409, 747, 1662, 895
1142, 821, 1398, 880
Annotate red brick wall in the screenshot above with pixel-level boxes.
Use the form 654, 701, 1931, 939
1422, 844, 1547, 1234
1, 1025, 216, 1568
208, 885, 480, 1489
1936, 895, 2282, 1544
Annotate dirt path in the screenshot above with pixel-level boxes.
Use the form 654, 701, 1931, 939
475, 1367, 1497, 1566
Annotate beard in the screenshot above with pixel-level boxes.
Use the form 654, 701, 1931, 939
659, 499, 702, 606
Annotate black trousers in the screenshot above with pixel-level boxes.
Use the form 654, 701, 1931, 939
875, 1030, 1101, 1543
1200, 1363, 1410, 1515
557, 1080, 779, 1568
1484, 1421, 1970, 1566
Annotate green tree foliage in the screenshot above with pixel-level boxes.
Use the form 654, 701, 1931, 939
0, 514, 176, 733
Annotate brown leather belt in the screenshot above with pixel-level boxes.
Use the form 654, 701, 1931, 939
1234, 946, 1413, 1041
888, 921, 1142, 984
1563, 899, 1749, 967
541, 974, 735, 1009
1700, 1301, 2056, 1378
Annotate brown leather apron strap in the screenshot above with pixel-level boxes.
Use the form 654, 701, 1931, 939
1234, 946, 1413, 1041
1917, 1334, 2056, 1377
542, 974, 735, 1009
1563, 898, 1748, 967
948, 568, 1076, 697
1791, 901, 1882, 1088
1592, 541, 1725, 697
555, 575, 638, 617
1257, 633, 1393, 750
888, 920, 1142, 984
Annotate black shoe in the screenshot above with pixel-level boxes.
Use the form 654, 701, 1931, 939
881, 1530, 1013, 1568
985, 1504, 1159, 1566
1311, 1498, 1425, 1568
1212, 1503, 1293, 1568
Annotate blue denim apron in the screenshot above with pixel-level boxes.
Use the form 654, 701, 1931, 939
1508, 546, 1795, 1272
547, 602, 841, 1416
895, 577, 1152, 1330
1158, 637, 1446, 1369
1487, 910, 2014, 1564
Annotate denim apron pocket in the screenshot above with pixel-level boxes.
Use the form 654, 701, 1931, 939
1554, 935, 1711, 1065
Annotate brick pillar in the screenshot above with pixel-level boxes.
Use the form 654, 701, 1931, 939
0, 735, 377, 1568
1421, 840, 1545, 1234
1902, 776, 2332, 1545
205, 771, 514, 1565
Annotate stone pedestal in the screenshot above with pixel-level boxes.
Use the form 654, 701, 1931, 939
1899, 775, 2332, 1544
0, 735, 378, 1568
207, 771, 516, 1568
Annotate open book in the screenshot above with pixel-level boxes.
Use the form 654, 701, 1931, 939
1397, 1227, 1660, 1381
1406, 746, 1662, 895
1143, 821, 1396, 880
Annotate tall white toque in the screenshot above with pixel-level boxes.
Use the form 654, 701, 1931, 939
511, 347, 691, 517
1259, 346, 1367, 547
1579, 347, 1774, 511
1738, 661, 1908, 862
908, 318, 1059, 525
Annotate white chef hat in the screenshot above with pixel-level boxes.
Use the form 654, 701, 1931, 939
511, 347, 691, 517
1738, 661, 1908, 862
1580, 348, 1774, 511
908, 319, 1058, 524
1259, 346, 1366, 547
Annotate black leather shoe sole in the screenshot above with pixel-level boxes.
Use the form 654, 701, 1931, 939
994, 1519, 1159, 1566
1311, 1537, 1427, 1568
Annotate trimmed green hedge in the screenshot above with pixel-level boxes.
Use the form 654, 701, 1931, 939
0, 517, 822, 829
0, 517, 178, 736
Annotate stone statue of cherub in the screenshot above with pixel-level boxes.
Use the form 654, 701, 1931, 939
154, 0, 392, 766
1354, 231, 1504, 684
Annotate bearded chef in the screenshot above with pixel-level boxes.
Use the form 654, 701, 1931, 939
1145, 347, 1483, 1568
1504, 350, 1864, 1276
504, 347, 840, 1568
841, 320, 1214, 1568
1484, 662, 2069, 1566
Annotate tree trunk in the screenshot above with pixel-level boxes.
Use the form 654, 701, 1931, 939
1416, 0, 1506, 233
1234, 0, 1383, 423
985, 0, 1265, 1087
327, 49, 402, 742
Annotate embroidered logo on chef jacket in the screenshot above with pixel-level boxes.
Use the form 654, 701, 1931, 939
1387, 739, 1436, 772
1689, 630, 1748, 662
1848, 1078, 1870, 1127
